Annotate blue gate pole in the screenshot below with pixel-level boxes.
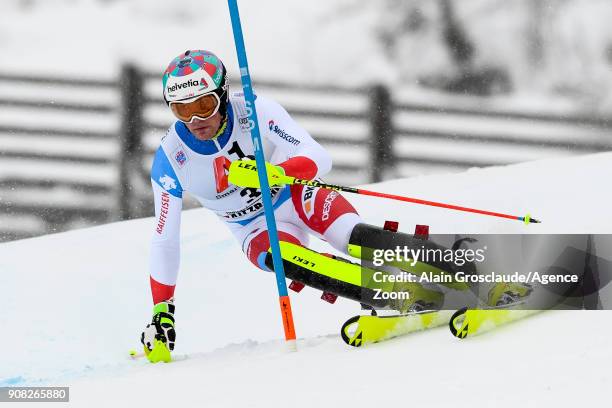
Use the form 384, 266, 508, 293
227, 0, 297, 349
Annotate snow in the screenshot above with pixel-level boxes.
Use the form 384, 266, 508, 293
1, 152, 610, 406
4, 0, 612, 238
4, 0, 612, 107
1, 0, 612, 404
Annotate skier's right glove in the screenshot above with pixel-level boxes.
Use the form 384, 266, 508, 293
140, 299, 176, 363
228, 159, 291, 188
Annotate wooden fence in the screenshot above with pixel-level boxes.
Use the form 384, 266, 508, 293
0, 66, 611, 241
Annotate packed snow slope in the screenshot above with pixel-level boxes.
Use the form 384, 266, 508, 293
1, 152, 610, 407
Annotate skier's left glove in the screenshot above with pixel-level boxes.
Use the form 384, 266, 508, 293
228, 159, 292, 188
140, 299, 176, 363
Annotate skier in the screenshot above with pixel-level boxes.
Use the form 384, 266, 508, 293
141, 50, 367, 362
140, 50, 531, 361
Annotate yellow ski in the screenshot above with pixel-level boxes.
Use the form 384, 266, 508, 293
449, 306, 541, 339
341, 310, 454, 347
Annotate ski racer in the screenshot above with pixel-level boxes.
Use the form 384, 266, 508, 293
140, 50, 531, 362
141, 50, 369, 362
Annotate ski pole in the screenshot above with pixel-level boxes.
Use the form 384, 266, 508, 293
227, 0, 297, 350
299, 179, 540, 224
228, 161, 541, 225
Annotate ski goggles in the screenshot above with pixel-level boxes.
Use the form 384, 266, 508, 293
169, 92, 221, 123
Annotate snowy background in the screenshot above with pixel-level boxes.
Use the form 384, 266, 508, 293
1, 152, 610, 406
1, 1, 612, 406
2, 0, 612, 241
3, 0, 612, 105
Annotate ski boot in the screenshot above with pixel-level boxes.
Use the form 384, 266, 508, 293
347, 223, 474, 291
389, 280, 445, 313
487, 282, 533, 307
141, 299, 176, 363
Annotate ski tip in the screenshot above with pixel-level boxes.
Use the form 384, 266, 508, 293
449, 307, 469, 339
341, 315, 364, 347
